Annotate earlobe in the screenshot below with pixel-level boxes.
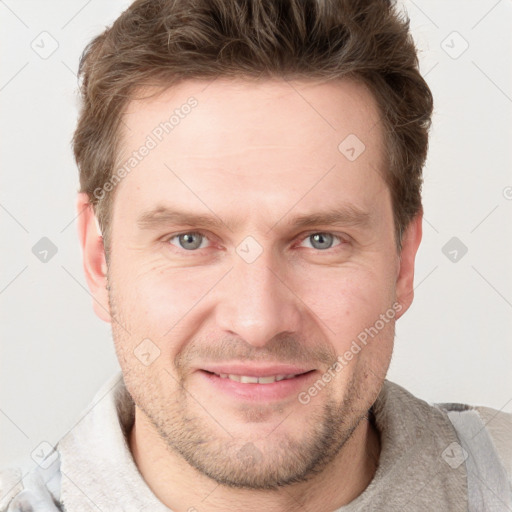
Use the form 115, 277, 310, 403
394, 213, 423, 320
76, 193, 111, 323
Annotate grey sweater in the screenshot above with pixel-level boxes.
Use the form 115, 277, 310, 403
1, 373, 511, 511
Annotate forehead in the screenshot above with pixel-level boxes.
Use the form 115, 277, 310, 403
121, 77, 382, 156
113, 78, 389, 229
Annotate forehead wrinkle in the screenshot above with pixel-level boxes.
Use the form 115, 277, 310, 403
136, 203, 374, 235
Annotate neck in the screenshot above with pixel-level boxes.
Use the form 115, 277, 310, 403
129, 410, 380, 512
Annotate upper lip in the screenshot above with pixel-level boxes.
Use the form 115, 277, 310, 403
200, 364, 315, 377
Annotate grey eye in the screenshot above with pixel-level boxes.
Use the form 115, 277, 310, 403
171, 232, 206, 251
307, 233, 336, 250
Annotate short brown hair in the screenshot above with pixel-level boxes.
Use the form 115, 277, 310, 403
73, 0, 433, 254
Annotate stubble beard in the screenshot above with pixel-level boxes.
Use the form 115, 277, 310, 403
107, 272, 380, 490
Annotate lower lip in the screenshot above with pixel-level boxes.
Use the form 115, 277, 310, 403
198, 370, 317, 401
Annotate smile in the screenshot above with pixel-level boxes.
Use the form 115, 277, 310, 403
211, 372, 300, 384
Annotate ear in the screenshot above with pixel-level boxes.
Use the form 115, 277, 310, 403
76, 193, 111, 323
394, 212, 422, 320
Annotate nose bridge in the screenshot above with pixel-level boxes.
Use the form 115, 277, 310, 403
215, 246, 301, 347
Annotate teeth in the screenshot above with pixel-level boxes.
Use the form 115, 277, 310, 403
215, 373, 298, 384
240, 375, 259, 384
258, 376, 278, 384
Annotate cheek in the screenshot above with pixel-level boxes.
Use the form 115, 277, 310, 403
116, 264, 221, 339
111, 250, 397, 361
299, 264, 396, 345
108, 264, 215, 379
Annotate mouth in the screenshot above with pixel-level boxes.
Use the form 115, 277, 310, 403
197, 369, 317, 401
202, 370, 311, 384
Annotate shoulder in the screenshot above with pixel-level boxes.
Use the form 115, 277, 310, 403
435, 399, 512, 483
0, 455, 62, 511
473, 405, 512, 479
0, 467, 23, 511
381, 381, 512, 480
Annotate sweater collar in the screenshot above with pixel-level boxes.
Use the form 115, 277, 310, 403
57, 373, 466, 511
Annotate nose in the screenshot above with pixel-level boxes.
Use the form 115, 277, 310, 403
214, 250, 303, 348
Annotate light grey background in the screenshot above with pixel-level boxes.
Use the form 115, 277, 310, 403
1, 0, 511, 471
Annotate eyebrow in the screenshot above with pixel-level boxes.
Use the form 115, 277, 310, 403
136, 204, 372, 233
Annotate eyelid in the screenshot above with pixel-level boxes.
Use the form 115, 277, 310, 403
163, 229, 349, 253
296, 231, 349, 249
165, 230, 213, 250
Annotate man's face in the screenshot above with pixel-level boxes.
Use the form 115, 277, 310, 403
103, 78, 411, 489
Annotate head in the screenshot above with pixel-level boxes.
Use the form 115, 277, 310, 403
75, 0, 431, 490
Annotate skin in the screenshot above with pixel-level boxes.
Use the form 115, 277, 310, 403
77, 78, 422, 512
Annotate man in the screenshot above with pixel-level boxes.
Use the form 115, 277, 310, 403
1, 0, 511, 510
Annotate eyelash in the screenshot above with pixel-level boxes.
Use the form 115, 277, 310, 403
163, 230, 349, 254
